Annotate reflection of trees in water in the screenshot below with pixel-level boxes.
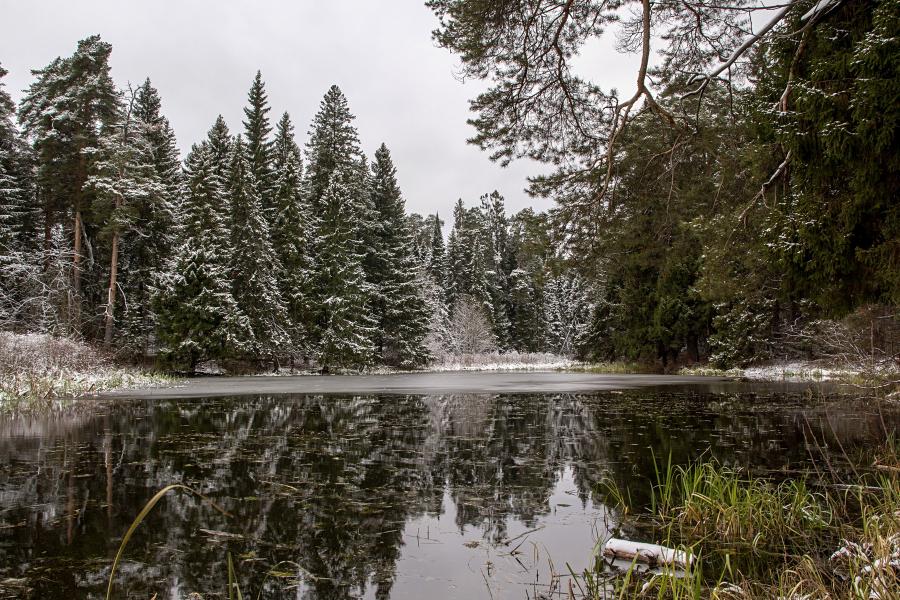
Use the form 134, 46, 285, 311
0, 389, 894, 598
422, 393, 608, 542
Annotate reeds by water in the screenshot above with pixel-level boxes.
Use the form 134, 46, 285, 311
596, 445, 900, 599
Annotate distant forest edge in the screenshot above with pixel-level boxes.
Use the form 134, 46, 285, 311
0, 37, 588, 372
1, 0, 898, 375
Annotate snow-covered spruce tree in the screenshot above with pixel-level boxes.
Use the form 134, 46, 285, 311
271, 112, 317, 359
544, 274, 592, 356
427, 213, 448, 289
304, 85, 379, 360
421, 270, 452, 360
368, 144, 430, 367
445, 199, 468, 310
206, 115, 233, 186
315, 169, 376, 371
305, 87, 379, 284
421, 213, 452, 358
242, 71, 275, 218
507, 267, 544, 352
479, 191, 512, 349
446, 200, 494, 325
18, 35, 122, 334
155, 143, 250, 371
86, 86, 165, 348
113, 79, 182, 356
0, 63, 38, 256
226, 135, 289, 363
405, 213, 431, 265
304, 85, 364, 209
0, 62, 41, 331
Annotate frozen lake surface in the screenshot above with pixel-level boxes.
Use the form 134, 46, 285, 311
106, 371, 729, 398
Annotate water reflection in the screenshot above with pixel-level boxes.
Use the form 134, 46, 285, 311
0, 386, 893, 599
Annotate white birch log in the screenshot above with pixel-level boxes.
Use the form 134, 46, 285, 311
602, 538, 693, 567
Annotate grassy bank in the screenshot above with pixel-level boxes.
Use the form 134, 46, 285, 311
0, 332, 175, 411
679, 360, 900, 389
592, 441, 900, 599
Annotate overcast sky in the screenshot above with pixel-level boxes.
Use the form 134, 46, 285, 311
0, 0, 638, 221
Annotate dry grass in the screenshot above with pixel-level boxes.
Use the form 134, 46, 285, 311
0, 331, 173, 410
596, 446, 900, 599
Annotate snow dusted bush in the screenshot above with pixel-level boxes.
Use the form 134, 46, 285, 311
429, 350, 577, 371
0, 331, 169, 408
447, 295, 496, 355
0, 331, 106, 374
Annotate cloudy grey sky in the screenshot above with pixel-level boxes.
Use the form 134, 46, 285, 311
0, 0, 638, 221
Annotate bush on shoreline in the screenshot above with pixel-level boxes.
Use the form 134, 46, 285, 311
0, 332, 171, 410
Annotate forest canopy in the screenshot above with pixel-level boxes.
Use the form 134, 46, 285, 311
427, 0, 900, 366
0, 38, 589, 371
1, 0, 898, 372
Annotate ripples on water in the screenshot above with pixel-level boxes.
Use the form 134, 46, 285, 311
0, 383, 893, 599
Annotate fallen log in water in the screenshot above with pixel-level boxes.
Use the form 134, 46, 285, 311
602, 538, 693, 568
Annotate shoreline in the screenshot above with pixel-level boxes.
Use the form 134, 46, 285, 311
100, 371, 755, 399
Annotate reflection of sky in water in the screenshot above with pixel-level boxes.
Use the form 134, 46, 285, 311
0, 385, 893, 599
376, 466, 606, 600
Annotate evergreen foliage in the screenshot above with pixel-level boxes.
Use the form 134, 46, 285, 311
271, 112, 316, 357
0, 63, 37, 254
86, 86, 166, 348
5, 21, 894, 372
18, 35, 122, 332
763, 0, 900, 310
115, 79, 181, 354
304, 85, 363, 209
226, 135, 290, 360
155, 143, 249, 369
315, 170, 376, 370
368, 144, 430, 367
242, 71, 275, 216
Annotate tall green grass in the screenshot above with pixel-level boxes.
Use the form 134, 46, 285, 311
596, 449, 899, 599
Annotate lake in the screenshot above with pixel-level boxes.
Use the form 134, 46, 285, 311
0, 374, 893, 599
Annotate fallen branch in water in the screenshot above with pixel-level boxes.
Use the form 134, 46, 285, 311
602, 538, 693, 568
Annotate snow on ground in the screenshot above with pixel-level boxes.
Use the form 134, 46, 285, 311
681, 359, 900, 383
0, 332, 172, 408
417, 351, 579, 372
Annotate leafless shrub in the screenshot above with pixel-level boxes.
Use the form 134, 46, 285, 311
448, 295, 497, 355
781, 305, 900, 387
0, 332, 109, 377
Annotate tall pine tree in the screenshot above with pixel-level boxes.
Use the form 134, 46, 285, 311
19, 35, 122, 333
155, 143, 249, 370
368, 144, 430, 367
316, 168, 376, 371
242, 71, 275, 217
271, 112, 317, 358
227, 135, 289, 362
86, 86, 165, 347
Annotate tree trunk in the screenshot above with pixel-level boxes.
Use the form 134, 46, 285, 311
103, 226, 120, 348
687, 335, 700, 363
70, 209, 83, 332
43, 207, 53, 271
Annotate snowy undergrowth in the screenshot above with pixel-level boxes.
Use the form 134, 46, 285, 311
680, 359, 900, 384
424, 351, 579, 372
0, 332, 172, 410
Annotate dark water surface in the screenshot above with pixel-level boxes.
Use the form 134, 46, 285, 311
0, 379, 894, 599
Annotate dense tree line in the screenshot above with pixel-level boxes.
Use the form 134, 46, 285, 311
0, 36, 590, 371
428, 0, 900, 368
